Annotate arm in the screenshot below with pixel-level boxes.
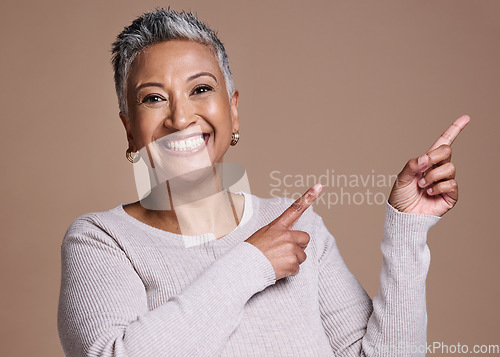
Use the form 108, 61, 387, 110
57, 217, 276, 357
317, 202, 439, 356
319, 115, 469, 356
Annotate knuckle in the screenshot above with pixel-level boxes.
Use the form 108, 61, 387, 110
440, 144, 452, 156
447, 162, 456, 176
441, 130, 453, 140
284, 240, 296, 251
287, 255, 298, 266
304, 191, 315, 203
424, 170, 434, 181
401, 158, 419, 176
291, 200, 302, 212
279, 229, 289, 238
407, 158, 418, 171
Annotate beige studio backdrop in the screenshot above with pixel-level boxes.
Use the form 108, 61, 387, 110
1, 0, 499, 356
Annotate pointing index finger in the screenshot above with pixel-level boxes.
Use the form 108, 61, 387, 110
274, 184, 322, 229
427, 115, 470, 153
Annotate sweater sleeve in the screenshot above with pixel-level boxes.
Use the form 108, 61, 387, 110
57, 216, 276, 357
317, 201, 440, 357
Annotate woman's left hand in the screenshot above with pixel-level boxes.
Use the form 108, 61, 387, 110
388, 115, 470, 217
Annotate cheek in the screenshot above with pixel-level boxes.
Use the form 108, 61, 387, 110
201, 99, 233, 133
131, 119, 159, 148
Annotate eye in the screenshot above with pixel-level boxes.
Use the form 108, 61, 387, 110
142, 94, 166, 104
191, 85, 213, 95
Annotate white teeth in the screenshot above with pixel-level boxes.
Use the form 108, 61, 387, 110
165, 134, 205, 151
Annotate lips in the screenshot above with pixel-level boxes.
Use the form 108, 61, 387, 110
159, 133, 210, 156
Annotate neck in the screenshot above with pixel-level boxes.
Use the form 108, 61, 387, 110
140, 163, 241, 237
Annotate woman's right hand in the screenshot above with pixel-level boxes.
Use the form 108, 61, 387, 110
245, 184, 322, 281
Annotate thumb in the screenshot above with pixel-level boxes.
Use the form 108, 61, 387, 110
397, 154, 429, 184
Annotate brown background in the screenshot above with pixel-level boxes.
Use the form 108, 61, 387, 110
1, 0, 499, 356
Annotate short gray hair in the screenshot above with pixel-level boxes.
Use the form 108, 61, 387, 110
111, 8, 235, 115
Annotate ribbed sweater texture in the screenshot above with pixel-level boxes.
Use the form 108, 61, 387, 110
57, 192, 440, 356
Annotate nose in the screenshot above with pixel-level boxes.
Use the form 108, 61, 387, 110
163, 97, 197, 131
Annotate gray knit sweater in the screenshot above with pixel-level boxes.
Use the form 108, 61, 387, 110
57, 192, 440, 356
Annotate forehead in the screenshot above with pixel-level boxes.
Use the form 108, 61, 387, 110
127, 40, 222, 84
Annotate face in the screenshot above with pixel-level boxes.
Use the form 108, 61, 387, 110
120, 40, 239, 180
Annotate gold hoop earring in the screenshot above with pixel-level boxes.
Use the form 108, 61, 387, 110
126, 148, 139, 163
230, 131, 240, 146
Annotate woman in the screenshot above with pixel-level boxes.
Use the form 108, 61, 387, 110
57, 9, 469, 357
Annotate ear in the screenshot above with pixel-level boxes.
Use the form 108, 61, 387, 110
119, 112, 137, 151
230, 90, 240, 132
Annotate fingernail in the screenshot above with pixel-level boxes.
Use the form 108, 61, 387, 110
418, 178, 426, 187
312, 183, 322, 194
427, 187, 433, 194
417, 155, 427, 166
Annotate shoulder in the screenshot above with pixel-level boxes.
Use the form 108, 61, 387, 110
62, 205, 126, 250
66, 205, 122, 233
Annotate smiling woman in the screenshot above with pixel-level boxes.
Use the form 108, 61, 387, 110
57, 8, 469, 357
121, 40, 239, 164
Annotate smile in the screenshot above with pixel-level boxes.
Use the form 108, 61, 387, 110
160, 133, 210, 156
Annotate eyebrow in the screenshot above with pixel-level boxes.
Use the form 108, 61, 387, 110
135, 82, 164, 94
187, 72, 217, 83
